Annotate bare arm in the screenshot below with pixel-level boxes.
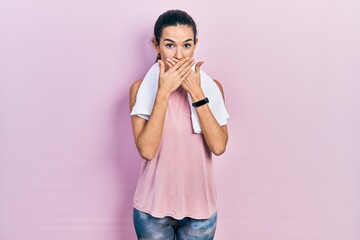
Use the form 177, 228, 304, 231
166, 58, 229, 155
190, 79, 228, 156
129, 58, 194, 160
130, 82, 170, 160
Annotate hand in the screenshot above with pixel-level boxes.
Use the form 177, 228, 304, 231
166, 57, 205, 101
158, 58, 194, 96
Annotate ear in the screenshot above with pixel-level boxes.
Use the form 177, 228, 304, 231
194, 37, 199, 50
151, 38, 160, 53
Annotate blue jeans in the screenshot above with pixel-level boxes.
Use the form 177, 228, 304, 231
133, 208, 217, 240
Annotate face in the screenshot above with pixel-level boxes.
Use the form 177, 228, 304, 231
154, 25, 198, 70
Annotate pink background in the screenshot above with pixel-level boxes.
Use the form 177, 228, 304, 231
1, 0, 359, 239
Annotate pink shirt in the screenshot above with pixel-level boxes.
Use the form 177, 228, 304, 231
133, 87, 217, 220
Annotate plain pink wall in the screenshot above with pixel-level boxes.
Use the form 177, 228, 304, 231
1, 0, 359, 239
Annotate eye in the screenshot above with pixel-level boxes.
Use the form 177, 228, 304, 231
165, 44, 174, 48
184, 44, 192, 49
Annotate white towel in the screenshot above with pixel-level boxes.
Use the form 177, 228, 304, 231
130, 62, 229, 133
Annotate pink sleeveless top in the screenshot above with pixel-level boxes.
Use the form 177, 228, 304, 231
133, 87, 217, 220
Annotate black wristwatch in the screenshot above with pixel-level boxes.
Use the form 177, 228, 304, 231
192, 97, 209, 108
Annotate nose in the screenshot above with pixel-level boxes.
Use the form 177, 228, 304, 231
175, 48, 183, 60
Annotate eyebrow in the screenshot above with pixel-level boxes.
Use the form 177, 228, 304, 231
163, 38, 193, 43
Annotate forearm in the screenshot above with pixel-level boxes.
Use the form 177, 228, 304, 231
136, 90, 170, 160
189, 87, 228, 155
195, 104, 228, 155
171, 59, 228, 155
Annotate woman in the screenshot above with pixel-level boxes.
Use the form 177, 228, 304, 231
129, 9, 229, 240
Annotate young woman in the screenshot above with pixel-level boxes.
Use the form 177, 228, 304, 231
129, 9, 229, 240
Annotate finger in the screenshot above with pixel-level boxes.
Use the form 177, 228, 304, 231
166, 58, 176, 67
195, 61, 204, 73
166, 60, 173, 69
158, 60, 165, 75
177, 58, 194, 74
167, 58, 177, 66
180, 67, 193, 81
179, 63, 194, 80
179, 61, 195, 77
173, 57, 190, 70
171, 58, 180, 64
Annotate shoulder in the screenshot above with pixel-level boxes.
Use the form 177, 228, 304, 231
213, 79, 225, 101
130, 79, 142, 95
129, 79, 142, 109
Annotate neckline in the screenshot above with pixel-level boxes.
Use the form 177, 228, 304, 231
175, 86, 187, 95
